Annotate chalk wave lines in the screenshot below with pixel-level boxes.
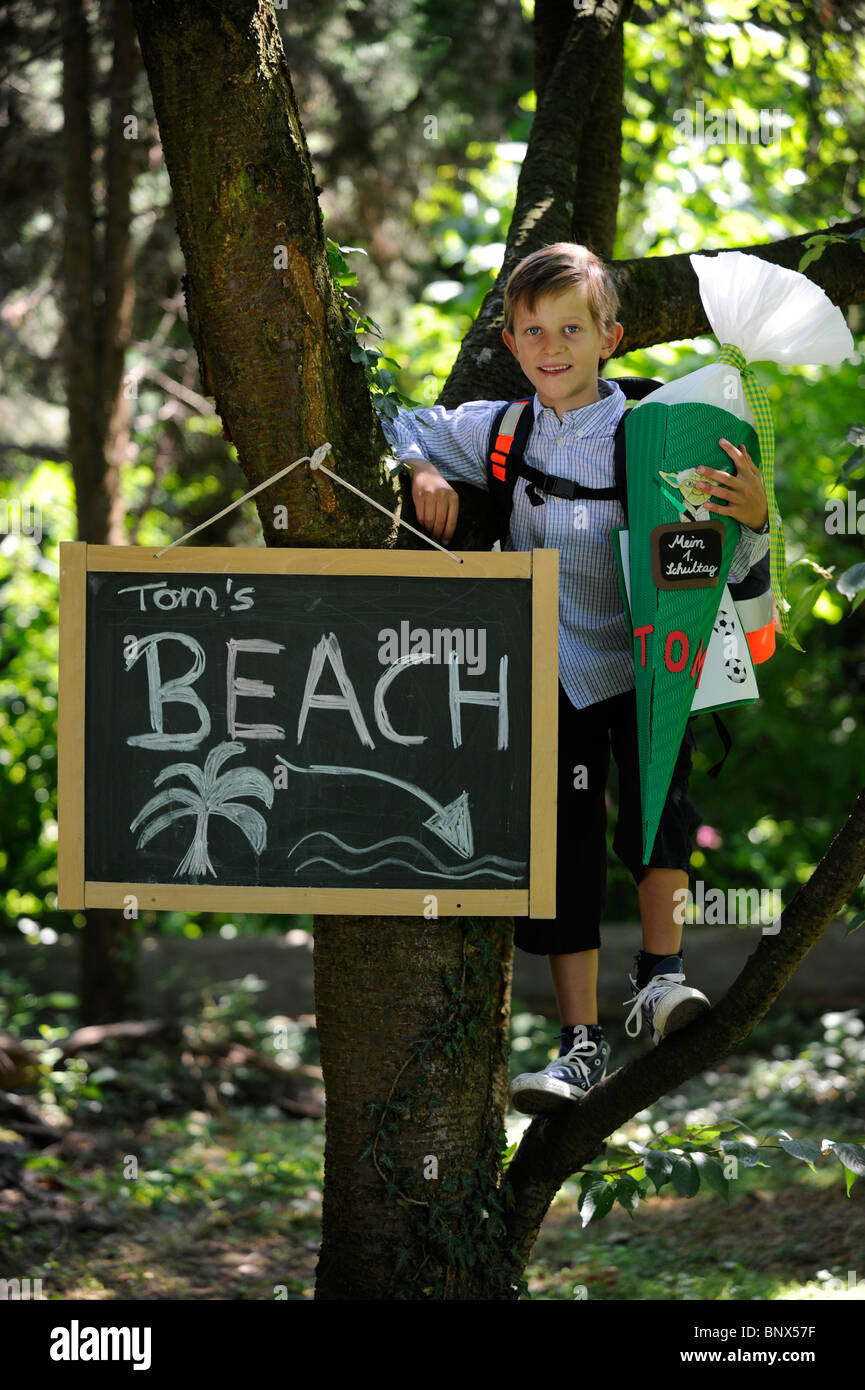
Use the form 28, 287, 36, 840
286, 831, 526, 882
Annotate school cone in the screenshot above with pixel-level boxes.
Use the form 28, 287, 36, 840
624, 400, 761, 862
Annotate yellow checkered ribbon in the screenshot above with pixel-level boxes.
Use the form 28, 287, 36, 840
717, 343, 799, 650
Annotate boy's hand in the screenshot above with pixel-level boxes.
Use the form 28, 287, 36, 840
696, 439, 769, 532
411, 460, 459, 544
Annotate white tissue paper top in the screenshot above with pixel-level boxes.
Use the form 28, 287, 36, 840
632, 249, 854, 420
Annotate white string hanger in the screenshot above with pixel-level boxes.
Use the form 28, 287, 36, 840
154, 442, 462, 563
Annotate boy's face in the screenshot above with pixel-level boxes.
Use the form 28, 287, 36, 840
502, 285, 623, 418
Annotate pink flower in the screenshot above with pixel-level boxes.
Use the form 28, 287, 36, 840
696, 824, 722, 850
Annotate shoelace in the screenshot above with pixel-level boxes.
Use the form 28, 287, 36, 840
623, 971, 686, 1038
547, 1038, 602, 1084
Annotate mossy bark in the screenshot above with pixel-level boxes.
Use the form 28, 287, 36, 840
314, 918, 514, 1300
132, 0, 394, 548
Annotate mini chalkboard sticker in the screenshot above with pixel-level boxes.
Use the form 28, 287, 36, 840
650, 521, 726, 591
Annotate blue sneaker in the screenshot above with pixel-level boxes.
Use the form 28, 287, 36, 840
509, 1031, 610, 1114
624, 954, 710, 1045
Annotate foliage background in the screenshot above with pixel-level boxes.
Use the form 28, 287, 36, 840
1, 0, 863, 951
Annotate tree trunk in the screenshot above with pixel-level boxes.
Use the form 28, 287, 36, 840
130, 0, 520, 1301
100, 0, 140, 537
61, 0, 113, 544
131, 0, 394, 550
534, 0, 627, 256
441, 0, 633, 407
314, 917, 514, 1300
62, 0, 142, 1023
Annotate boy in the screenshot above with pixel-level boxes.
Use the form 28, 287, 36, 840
378, 243, 770, 1113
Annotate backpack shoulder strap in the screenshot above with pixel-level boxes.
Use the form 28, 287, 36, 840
487, 399, 533, 547
487, 378, 663, 543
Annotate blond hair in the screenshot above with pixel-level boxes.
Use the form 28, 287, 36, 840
502, 242, 620, 335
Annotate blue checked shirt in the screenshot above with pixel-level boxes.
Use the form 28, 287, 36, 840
379, 378, 770, 711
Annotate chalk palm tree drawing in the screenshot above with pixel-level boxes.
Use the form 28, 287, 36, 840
130, 742, 275, 878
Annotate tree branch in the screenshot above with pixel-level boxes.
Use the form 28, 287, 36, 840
570, 18, 625, 256
441, 215, 865, 407
612, 220, 865, 353
440, 0, 631, 406
441, 0, 863, 405
533, 0, 630, 256
502, 783, 865, 1268
0, 442, 69, 464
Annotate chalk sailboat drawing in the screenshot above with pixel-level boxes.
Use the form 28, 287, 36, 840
130, 741, 275, 878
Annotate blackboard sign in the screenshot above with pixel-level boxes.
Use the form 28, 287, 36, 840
58, 545, 558, 917
650, 521, 725, 590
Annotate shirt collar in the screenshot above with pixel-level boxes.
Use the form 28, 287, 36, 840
531, 375, 624, 427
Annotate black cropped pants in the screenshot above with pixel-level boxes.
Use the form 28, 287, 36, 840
513, 681, 701, 956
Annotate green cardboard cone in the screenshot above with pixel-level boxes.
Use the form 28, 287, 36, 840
624, 400, 761, 862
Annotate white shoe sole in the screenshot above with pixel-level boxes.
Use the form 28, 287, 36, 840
509, 1073, 594, 1115
652, 986, 710, 1041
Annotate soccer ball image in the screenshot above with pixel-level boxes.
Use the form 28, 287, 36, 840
713, 609, 735, 638
725, 657, 747, 684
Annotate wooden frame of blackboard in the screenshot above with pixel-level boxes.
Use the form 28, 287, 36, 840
58, 544, 558, 917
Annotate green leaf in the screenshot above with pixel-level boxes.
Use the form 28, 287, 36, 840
797, 236, 830, 272
778, 1138, 822, 1170
579, 1171, 606, 1202
580, 1179, 615, 1227
376, 397, 400, 421
691, 1152, 730, 1204
720, 1139, 763, 1167
833, 446, 865, 490
713, 1115, 754, 1134
612, 1174, 641, 1217
670, 1154, 700, 1198
326, 239, 351, 279
641, 1150, 673, 1194
834, 1143, 865, 1179
845, 907, 865, 937
837, 563, 865, 602
786, 577, 829, 642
